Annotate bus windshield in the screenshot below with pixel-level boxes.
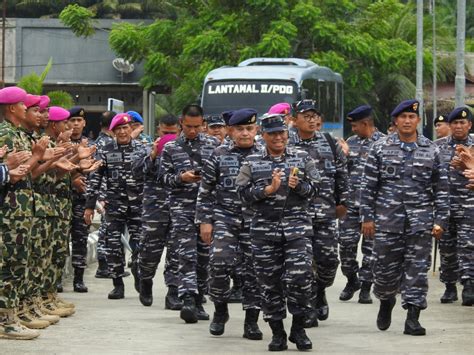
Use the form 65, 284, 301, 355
202, 80, 298, 116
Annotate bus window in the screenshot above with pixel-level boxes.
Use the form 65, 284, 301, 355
302, 79, 317, 101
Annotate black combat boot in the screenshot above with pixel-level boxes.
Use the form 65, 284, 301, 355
108, 277, 125, 299
73, 268, 88, 293
315, 286, 329, 321
165, 286, 183, 310
268, 320, 288, 352
462, 280, 474, 306
289, 314, 312, 351
403, 305, 426, 336
376, 297, 396, 330
180, 293, 198, 323
339, 274, 361, 301
358, 281, 373, 304
56, 282, 63, 293
195, 293, 210, 320
139, 279, 153, 307
440, 283, 458, 303
243, 309, 263, 340
209, 302, 229, 336
95, 258, 110, 278
130, 258, 140, 293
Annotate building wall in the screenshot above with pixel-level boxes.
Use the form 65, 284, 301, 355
12, 18, 145, 84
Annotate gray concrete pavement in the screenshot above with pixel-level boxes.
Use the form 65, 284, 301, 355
2, 263, 473, 354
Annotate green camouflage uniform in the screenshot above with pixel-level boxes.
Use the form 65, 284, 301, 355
0, 120, 34, 309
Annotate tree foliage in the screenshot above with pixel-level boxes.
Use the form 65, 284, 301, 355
58, 0, 463, 124
17, 58, 74, 108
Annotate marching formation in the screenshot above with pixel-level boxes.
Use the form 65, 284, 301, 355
0, 85, 473, 352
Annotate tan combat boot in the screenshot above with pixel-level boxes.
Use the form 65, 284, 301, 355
31, 298, 60, 325
17, 303, 50, 329
51, 293, 76, 316
0, 308, 40, 340
40, 296, 71, 318
54, 294, 75, 309
42, 294, 74, 317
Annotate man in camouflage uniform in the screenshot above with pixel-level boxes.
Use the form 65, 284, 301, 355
132, 115, 181, 309
236, 114, 320, 351
93, 110, 116, 278
67, 107, 93, 292
196, 109, 263, 339
360, 99, 449, 335
42, 106, 77, 320
288, 99, 348, 326
435, 106, 474, 306
0, 87, 50, 339
338, 105, 385, 304
160, 104, 220, 323
85, 113, 144, 299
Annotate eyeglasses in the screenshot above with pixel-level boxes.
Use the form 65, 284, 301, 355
301, 113, 320, 121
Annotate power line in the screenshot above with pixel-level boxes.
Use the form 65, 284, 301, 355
3, 59, 120, 69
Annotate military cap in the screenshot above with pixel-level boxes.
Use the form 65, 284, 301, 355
228, 108, 257, 126
268, 102, 291, 115
0, 86, 27, 105
24, 94, 41, 108
49, 106, 70, 122
205, 114, 226, 127
347, 105, 372, 122
68, 106, 86, 118
127, 110, 143, 124
293, 99, 319, 114
433, 114, 447, 125
109, 113, 132, 131
447, 106, 473, 123
391, 99, 419, 117
260, 114, 287, 133
221, 110, 234, 125
39, 95, 50, 111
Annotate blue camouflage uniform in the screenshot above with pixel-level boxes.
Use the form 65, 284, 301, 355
159, 132, 220, 299
93, 131, 116, 268
360, 132, 449, 309
236, 144, 320, 322
434, 106, 474, 305
0, 164, 9, 185
85, 138, 144, 279
196, 139, 262, 310
339, 127, 385, 285
131, 143, 179, 287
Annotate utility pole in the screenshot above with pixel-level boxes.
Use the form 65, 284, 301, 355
416, 0, 424, 132
431, 0, 437, 135
455, 0, 466, 107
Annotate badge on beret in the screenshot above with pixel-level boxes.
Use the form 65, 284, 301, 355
80, 109, 84, 116
123, 116, 129, 122
250, 115, 256, 123
462, 110, 467, 118
413, 103, 418, 111
438, 115, 444, 121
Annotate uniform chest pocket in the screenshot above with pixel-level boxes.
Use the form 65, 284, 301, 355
381, 158, 401, 180
250, 162, 273, 185
412, 161, 433, 182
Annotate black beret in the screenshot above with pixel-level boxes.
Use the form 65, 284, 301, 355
221, 110, 234, 125
229, 108, 257, 126
391, 99, 419, 117
447, 106, 473, 123
433, 114, 447, 125
68, 106, 86, 119
347, 105, 372, 122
